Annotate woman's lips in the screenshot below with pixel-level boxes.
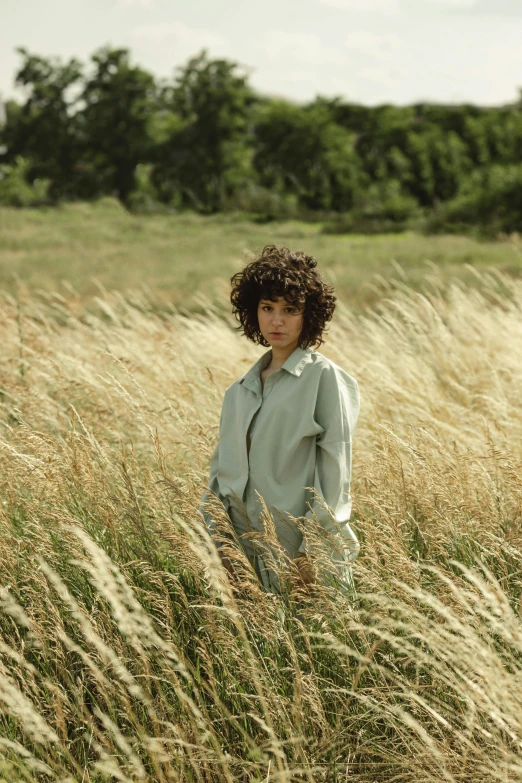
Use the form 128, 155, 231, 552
270, 332, 284, 337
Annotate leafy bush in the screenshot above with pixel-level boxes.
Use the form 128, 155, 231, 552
126, 164, 167, 214
323, 179, 422, 234
0, 156, 50, 206
253, 101, 361, 212
221, 183, 299, 221
426, 163, 522, 235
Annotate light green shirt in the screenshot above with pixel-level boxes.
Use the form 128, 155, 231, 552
199, 345, 360, 564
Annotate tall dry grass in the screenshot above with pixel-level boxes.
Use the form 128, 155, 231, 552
0, 268, 521, 781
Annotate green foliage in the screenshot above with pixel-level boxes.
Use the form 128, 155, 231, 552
357, 178, 421, 222
253, 101, 360, 212
325, 179, 422, 234
427, 164, 522, 235
2, 44, 522, 229
151, 50, 255, 212
0, 156, 49, 206
79, 47, 158, 202
5, 48, 83, 200
220, 182, 299, 221
351, 104, 417, 183
126, 163, 165, 214
402, 128, 471, 205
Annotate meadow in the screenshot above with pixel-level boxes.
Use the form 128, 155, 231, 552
1, 204, 522, 782
1, 199, 521, 312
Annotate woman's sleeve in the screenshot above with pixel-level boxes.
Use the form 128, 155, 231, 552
298, 365, 361, 561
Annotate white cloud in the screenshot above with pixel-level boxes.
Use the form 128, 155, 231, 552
251, 28, 409, 103
358, 63, 408, 90
119, 0, 155, 7
423, 0, 476, 7
345, 31, 401, 59
320, 0, 400, 14
130, 21, 229, 58
259, 31, 347, 66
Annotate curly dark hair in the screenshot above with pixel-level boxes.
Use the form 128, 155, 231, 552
230, 245, 336, 349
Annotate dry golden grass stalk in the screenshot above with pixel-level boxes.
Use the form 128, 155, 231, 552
0, 268, 521, 781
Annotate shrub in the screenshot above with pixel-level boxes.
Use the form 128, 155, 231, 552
221, 183, 299, 221
426, 164, 522, 235
126, 163, 167, 214
323, 179, 422, 234
0, 156, 50, 207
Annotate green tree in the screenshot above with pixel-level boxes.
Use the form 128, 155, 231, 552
152, 50, 255, 212
351, 104, 416, 182
0, 156, 49, 206
5, 48, 83, 199
429, 163, 522, 235
253, 101, 360, 212
401, 128, 470, 205
80, 47, 157, 202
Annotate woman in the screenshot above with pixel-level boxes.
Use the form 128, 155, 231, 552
199, 245, 360, 595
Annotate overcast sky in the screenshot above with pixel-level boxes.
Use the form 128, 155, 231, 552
1, 0, 521, 107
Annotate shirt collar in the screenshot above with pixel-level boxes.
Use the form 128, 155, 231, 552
239, 346, 314, 393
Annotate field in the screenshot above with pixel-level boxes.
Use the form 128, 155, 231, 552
1, 203, 522, 782
1, 199, 521, 312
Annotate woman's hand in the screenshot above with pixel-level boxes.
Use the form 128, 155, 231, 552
292, 552, 315, 594
218, 550, 236, 580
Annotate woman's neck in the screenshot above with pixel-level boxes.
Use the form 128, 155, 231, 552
267, 341, 299, 370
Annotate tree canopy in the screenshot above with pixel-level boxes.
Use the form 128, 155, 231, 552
1, 45, 520, 234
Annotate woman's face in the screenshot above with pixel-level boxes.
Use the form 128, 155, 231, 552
257, 296, 304, 350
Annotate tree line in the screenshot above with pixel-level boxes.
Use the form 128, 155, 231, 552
1, 45, 521, 234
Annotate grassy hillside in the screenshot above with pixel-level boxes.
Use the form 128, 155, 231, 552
1, 200, 521, 314
0, 236, 522, 780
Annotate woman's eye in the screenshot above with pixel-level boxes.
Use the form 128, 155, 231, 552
261, 305, 299, 313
